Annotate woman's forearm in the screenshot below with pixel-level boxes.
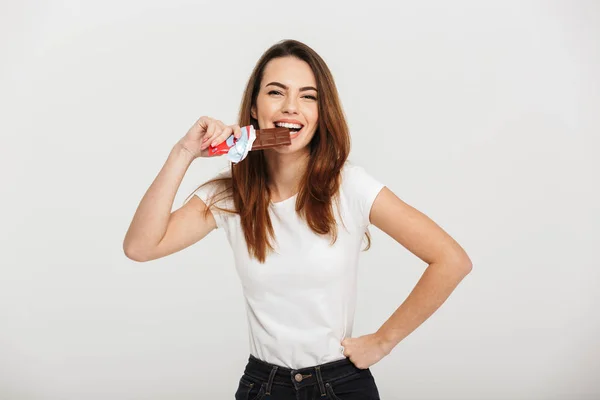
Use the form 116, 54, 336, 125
376, 260, 472, 353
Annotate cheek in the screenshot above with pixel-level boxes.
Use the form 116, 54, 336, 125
305, 125, 318, 142
262, 102, 281, 120
302, 104, 318, 124
255, 98, 271, 117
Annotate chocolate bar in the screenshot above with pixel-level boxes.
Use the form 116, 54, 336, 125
251, 127, 291, 150
207, 126, 292, 161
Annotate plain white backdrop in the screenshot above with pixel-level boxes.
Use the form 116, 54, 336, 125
1, 0, 598, 399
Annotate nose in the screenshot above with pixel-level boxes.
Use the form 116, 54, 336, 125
282, 95, 298, 114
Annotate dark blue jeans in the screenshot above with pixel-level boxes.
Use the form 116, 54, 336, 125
234, 354, 381, 400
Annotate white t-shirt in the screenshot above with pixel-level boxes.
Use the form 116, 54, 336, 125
193, 162, 385, 369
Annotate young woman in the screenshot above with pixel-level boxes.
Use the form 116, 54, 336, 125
123, 39, 472, 400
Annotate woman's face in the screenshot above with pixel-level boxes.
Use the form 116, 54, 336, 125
251, 56, 319, 154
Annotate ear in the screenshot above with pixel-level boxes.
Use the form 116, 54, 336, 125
251, 105, 257, 120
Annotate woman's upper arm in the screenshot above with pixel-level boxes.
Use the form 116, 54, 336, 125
369, 186, 472, 268
127, 195, 217, 262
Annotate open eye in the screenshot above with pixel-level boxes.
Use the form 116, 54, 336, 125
268, 90, 283, 96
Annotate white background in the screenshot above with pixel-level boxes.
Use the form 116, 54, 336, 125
1, 0, 598, 399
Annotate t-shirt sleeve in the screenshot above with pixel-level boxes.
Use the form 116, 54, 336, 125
343, 164, 386, 229
189, 168, 233, 229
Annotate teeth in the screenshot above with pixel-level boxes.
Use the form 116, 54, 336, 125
275, 122, 303, 130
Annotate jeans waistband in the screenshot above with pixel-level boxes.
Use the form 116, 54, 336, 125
242, 354, 364, 395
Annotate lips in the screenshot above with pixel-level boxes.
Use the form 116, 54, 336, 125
288, 128, 303, 140
274, 121, 304, 133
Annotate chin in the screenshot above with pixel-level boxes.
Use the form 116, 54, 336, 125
269, 143, 305, 154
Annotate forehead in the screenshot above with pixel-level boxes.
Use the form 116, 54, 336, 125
262, 57, 316, 87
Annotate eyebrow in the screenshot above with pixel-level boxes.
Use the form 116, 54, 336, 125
266, 81, 318, 92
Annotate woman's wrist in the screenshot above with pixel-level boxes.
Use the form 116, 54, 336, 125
172, 142, 197, 164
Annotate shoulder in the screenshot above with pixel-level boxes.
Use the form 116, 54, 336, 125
338, 161, 386, 227
212, 165, 233, 180
202, 165, 232, 187
340, 161, 384, 193
193, 165, 233, 209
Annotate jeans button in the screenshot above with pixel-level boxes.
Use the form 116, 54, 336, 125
294, 373, 303, 382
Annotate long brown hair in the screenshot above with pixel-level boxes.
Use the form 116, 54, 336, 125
187, 39, 370, 262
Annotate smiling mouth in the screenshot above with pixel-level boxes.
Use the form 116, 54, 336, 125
274, 122, 304, 134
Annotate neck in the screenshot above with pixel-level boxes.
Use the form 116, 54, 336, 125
263, 148, 310, 202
